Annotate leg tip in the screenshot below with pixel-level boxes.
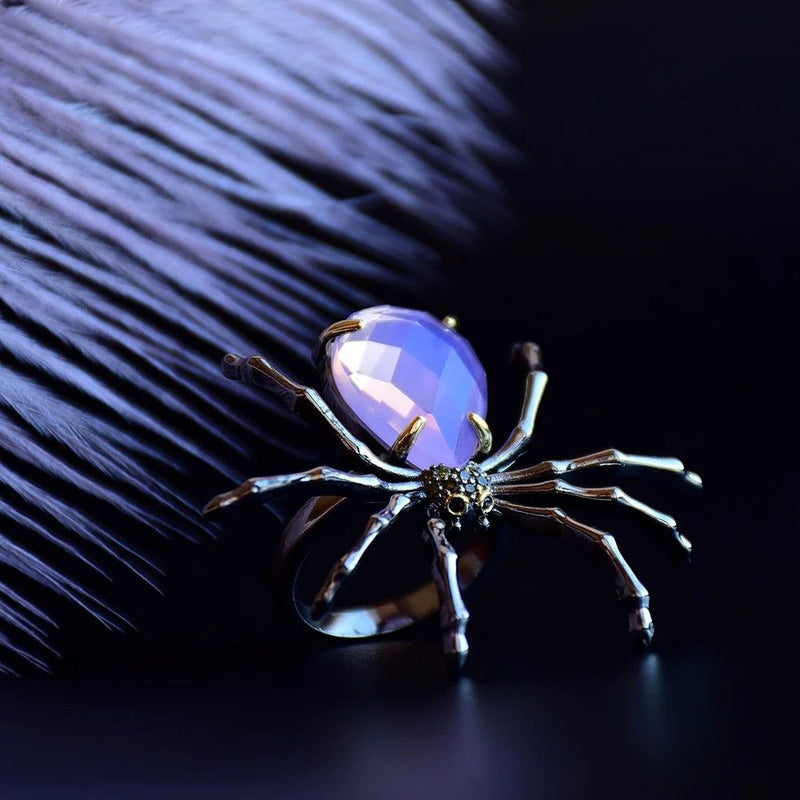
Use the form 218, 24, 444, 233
442, 630, 469, 677
510, 341, 543, 371
202, 498, 220, 515
684, 471, 703, 488
675, 531, 693, 558
202, 490, 238, 514
444, 649, 469, 678
221, 353, 244, 380
629, 607, 655, 651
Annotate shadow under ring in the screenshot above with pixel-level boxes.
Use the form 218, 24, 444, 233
272, 495, 491, 639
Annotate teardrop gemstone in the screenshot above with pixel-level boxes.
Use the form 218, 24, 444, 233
326, 306, 488, 469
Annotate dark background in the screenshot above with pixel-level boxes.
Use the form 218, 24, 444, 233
2, 1, 796, 797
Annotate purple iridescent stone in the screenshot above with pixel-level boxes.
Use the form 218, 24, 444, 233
327, 306, 488, 469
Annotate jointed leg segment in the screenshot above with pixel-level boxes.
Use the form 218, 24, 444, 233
221, 354, 417, 480
494, 448, 702, 487
310, 492, 425, 619
426, 518, 471, 671
203, 466, 421, 514
480, 342, 548, 472
497, 500, 655, 647
494, 478, 691, 554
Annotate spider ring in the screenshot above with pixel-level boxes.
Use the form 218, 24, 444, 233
204, 306, 701, 673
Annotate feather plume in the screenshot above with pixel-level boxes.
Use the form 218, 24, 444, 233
0, 0, 513, 671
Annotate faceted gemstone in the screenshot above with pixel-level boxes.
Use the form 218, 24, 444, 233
327, 306, 488, 469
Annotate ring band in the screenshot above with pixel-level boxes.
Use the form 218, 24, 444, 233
272, 496, 490, 639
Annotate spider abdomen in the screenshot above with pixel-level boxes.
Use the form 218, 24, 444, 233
325, 306, 488, 469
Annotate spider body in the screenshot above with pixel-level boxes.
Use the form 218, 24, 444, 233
421, 463, 494, 525
205, 307, 701, 671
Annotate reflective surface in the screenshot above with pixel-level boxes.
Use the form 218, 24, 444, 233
0, 641, 763, 800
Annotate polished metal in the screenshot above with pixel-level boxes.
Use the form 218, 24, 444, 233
220, 353, 416, 480
467, 412, 493, 455
426, 517, 470, 671
312, 318, 363, 365
494, 478, 691, 553
207, 321, 700, 672
310, 491, 425, 620
203, 466, 420, 515
496, 500, 654, 647
480, 369, 548, 472
492, 447, 702, 488
388, 415, 426, 465
441, 315, 459, 329
272, 495, 489, 640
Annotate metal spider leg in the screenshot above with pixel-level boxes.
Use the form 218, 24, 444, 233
480, 342, 548, 473
494, 479, 692, 554
310, 491, 425, 620
203, 467, 421, 514
221, 353, 416, 480
497, 500, 655, 648
494, 448, 702, 488
425, 518, 471, 673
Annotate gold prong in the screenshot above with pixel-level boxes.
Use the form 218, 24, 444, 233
442, 315, 458, 330
313, 319, 363, 364
389, 415, 426, 464
468, 412, 492, 455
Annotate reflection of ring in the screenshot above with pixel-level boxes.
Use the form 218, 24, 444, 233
205, 306, 701, 673
271, 495, 490, 646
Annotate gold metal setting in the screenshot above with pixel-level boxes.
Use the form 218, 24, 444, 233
442, 315, 459, 329
388, 415, 426, 465
445, 493, 470, 517
468, 412, 493, 454
476, 487, 494, 515
312, 318, 363, 364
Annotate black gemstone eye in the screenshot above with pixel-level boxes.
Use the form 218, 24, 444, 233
481, 495, 494, 514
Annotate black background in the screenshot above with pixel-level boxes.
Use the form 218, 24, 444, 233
1, 1, 797, 797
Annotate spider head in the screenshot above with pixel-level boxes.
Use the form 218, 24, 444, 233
421, 463, 494, 529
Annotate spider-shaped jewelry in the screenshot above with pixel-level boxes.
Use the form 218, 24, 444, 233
205, 306, 701, 671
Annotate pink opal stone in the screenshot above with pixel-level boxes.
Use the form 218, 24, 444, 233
327, 306, 488, 469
